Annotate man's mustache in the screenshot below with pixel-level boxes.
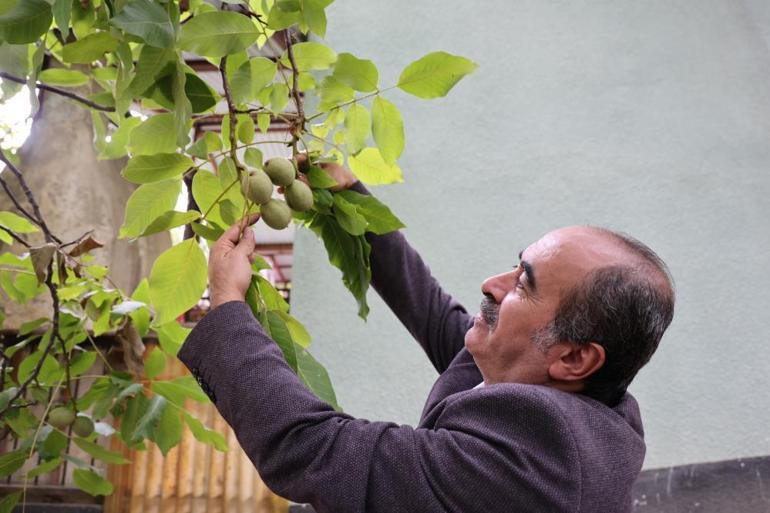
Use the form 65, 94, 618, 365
480, 294, 499, 329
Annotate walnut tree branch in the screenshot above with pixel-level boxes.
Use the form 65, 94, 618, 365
0, 72, 115, 112
0, 148, 62, 245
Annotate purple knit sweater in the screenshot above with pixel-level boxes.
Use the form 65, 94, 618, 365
178, 195, 646, 512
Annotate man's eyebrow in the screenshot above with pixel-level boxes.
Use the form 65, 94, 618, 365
517, 250, 537, 291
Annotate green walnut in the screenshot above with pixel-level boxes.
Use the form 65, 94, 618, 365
241, 170, 273, 205
48, 406, 76, 429
261, 199, 292, 230
72, 416, 95, 438
284, 181, 314, 212
264, 158, 296, 186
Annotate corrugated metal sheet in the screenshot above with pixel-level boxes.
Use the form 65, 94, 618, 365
1, 344, 287, 513
104, 350, 288, 513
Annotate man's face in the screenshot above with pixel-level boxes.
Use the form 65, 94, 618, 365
465, 226, 627, 385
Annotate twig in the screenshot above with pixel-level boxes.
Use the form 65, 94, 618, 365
0, 71, 115, 112
283, 30, 305, 125
0, 148, 62, 245
0, 171, 39, 229
0, 228, 31, 248
219, 56, 240, 164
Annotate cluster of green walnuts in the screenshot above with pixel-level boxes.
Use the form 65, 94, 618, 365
47, 405, 95, 438
241, 157, 314, 229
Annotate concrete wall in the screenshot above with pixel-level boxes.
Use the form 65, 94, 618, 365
291, 0, 770, 469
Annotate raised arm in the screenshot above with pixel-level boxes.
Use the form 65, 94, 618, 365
177, 301, 579, 513
349, 180, 473, 373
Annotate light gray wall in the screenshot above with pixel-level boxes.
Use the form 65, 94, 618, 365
291, 0, 770, 469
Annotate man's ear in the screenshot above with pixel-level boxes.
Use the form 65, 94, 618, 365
547, 342, 606, 382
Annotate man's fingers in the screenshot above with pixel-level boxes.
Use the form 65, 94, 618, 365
215, 214, 260, 251
233, 224, 257, 257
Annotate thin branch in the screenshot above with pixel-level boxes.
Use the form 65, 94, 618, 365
0, 71, 115, 112
0, 228, 31, 248
283, 29, 305, 129
219, 56, 240, 165
0, 148, 62, 245
0, 171, 39, 227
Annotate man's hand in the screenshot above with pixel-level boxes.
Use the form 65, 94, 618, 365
209, 214, 259, 309
295, 153, 358, 191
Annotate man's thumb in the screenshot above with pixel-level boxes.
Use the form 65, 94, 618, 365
234, 226, 256, 256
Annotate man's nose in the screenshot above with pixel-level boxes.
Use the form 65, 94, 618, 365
481, 271, 515, 302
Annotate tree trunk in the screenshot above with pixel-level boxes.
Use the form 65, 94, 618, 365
0, 88, 170, 329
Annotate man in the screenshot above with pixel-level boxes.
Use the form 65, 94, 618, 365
178, 163, 675, 513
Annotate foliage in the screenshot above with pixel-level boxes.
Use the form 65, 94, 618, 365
0, 0, 474, 501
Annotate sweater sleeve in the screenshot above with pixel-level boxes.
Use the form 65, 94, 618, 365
177, 301, 581, 513
350, 182, 473, 373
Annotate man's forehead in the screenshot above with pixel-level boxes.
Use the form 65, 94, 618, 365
520, 227, 626, 280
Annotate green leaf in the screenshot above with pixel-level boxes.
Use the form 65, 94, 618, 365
397, 51, 477, 99
51, 0, 71, 39
344, 104, 370, 155
253, 274, 289, 313
142, 395, 182, 455
110, 0, 174, 48
0, 387, 17, 411
296, 344, 338, 409
61, 32, 118, 64
0, 0, 52, 44
348, 147, 403, 185
127, 45, 174, 98
140, 210, 200, 237
183, 411, 227, 452
269, 83, 289, 113
188, 131, 222, 159
333, 194, 367, 236
172, 58, 193, 148
267, 3, 300, 31
310, 214, 371, 318
286, 41, 336, 71
154, 320, 190, 356
130, 394, 164, 442
305, 165, 337, 188
148, 71, 218, 114
189, 220, 223, 242
243, 148, 263, 168
230, 57, 275, 105
144, 345, 165, 380
0, 491, 20, 513
0, 450, 26, 477
236, 114, 255, 144
257, 112, 270, 133
191, 168, 243, 228
276, 311, 311, 348
371, 97, 404, 164
100, 116, 142, 160
149, 239, 207, 325
266, 311, 297, 371
73, 468, 114, 496
122, 153, 193, 184
337, 190, 404, 234
119, 179, 181, 239
73, 439, 129, 464
38, 68, 89, 87
130, 279, 152, 337
25, 456, 62, 479
179, 11, 259, 58
70, 351, 97, 377
0, 211, 38, 233
317, 75, 353, 111
127, 113, 179, 156
333, 53, 378, 92
300, 0, 326, 37
152, 376, 209, 407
